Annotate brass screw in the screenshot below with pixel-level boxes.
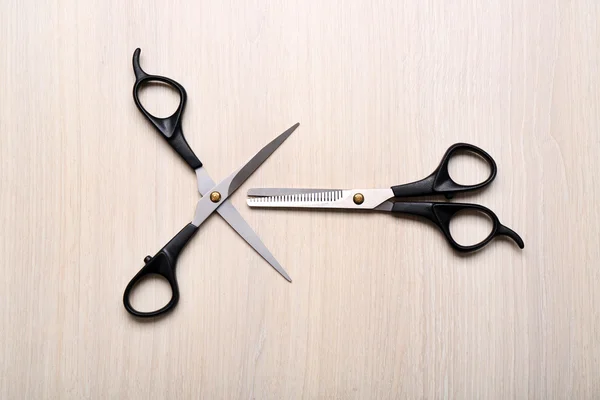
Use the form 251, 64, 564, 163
353, 193, 364, 205
210, 191, 221, 203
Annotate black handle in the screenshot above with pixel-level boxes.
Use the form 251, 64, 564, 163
123, 223, 198, 318
132, 48, 202, 170
391, 202, 524, 252
391, 143, 497, 199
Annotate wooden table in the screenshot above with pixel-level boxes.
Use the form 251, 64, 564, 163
1, 1, 599, 398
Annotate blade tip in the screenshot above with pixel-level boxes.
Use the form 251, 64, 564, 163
288, 122, 300, 132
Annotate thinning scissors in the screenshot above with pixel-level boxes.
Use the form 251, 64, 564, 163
247, 143, 524, 252
124, 49, 298, 318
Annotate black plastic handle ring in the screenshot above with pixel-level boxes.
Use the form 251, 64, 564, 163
123, 223, 198, 318
123, 252, 180, 318
132, 48, 202, 170
431, 143, 497, 197
391, 202, 524, 252
391, 143, 498, 199
430, 202, 523, 252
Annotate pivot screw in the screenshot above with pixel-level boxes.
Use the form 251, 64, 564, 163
353, 193, 364, 205
210, 191, 222, 203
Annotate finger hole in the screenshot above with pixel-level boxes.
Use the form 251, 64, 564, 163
128, 273, 173, 312
137, 80, 182, 118
448, 209, 494, 247
447, 150, 492, 185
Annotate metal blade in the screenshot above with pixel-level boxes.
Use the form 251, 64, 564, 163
196, 166, 218, 196
247, 188, 394, 209
373, 200, 394, 212
247, 189, 345, 208
247, 188, 339, 197
228, 123, 299, 196
192, 123, 299, 225
216, 201, 291, 281
196, 167, 291, 281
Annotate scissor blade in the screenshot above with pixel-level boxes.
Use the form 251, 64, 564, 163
217, 201, 291, 281
228, 123, 299, 194
247, 189, 347, 208
196, 168, 291, 281
247, 188, 340, 197
247, 188, 394, 209
192, 123, 299, 225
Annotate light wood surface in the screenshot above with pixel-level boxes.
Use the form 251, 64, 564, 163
1, 0, 599, 398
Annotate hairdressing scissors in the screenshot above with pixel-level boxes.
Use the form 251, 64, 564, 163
247, 143, 524, 252
124, 48, 298, 318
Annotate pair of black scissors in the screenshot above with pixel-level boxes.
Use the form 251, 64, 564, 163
247, 143, 524, 252
124, 49, 298, 318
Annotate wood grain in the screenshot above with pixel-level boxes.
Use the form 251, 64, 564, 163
1, 0, 599, 398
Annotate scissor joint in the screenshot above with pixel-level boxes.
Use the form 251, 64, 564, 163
210, 191, 222, 203
353, 193, 365, 205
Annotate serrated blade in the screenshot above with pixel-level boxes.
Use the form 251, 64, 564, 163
247, 189, 345, 208
247, 188, 340, 197
247, 188, 395, 209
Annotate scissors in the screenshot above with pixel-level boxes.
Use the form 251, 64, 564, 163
124, 48, 298, 318
247, 143, 524, 252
